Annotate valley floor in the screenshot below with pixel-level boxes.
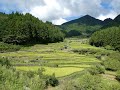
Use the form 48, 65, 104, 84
0, 38, 119, 90
0, 38, 100, 77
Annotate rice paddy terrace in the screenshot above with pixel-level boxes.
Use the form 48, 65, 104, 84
0, 38, 107, 77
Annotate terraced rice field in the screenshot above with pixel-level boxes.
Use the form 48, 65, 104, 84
16, 66, 84, 77
0, 38, 102, 77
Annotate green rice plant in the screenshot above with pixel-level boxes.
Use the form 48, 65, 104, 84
16, 66, 84, 77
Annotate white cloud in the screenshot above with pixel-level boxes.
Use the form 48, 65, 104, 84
110, 0, 120, 14
30, 0, 61, 21
97, 11, 117, 20
0, 0, 120, 25
52, 18, 67, 25
29, 0, 72, 25
29, 0, 107, 25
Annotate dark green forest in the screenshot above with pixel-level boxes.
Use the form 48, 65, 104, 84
0, 12, 64, 44
90, 26, 120, 51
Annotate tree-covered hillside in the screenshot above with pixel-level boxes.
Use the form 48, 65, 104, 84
60, 15, 120, 37
60, 15, 104, 37
62, 15, 103, 26
0, 12, 64, 44
89, 14, 120, 52
90, 26, 120, 51
101, 14, 120, 29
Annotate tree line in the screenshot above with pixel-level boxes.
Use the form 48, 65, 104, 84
89, 26, 120, 51
0, 12, 64, 44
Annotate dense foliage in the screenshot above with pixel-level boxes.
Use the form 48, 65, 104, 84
88, 65, 105, 75
63, 72, 120, 90
66, 30, 82, 37
116, 70, 120, 81
102, 52, 120, 71
0, 12, 64, 44
0, 58, 59, 90
0, 42, 21, 52
90, 26, 120, 51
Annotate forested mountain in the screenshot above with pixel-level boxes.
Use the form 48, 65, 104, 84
114, 14, 120, 23
111, 14, 120, 26
60, 15, 104, 37
0, 12, 64, 44
60, 15, 118, 37
62, 15, 103, 26
102, 14, 120, 29
103, 18, 113, 26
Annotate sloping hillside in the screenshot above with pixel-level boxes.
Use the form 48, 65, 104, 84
60, 15, 120, 37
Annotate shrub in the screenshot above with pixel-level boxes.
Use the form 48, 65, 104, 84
116, 70, 120, 81
0, 58, 11, 68
104, 45, 115, 50
72, 49, 97, 55
95, 55, 101, 60
88, 65, 105, 75
76, 73, 102, 90
29, 77, 45, 90
103, 59, 120, 71
46, 74, 59, 87
0, 65, 54, 90
3, 35, 28, 45
110, 84, 120, 90
101, 52, 120, 71
0, 42, 21, 52
2, 35, 16, 44
62, 80, 75, 90
27, 71, 35, 78
37, 68, 45, 78
62, 71, 120, 90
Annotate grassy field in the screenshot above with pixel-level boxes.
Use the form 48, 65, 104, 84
0, 38, 107, 77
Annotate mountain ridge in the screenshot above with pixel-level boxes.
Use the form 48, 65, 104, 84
60, 14, 120, 37
62, 15, 103, 26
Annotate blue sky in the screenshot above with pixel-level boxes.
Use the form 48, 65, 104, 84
0, 0, 119, 25
101, 2, 112, 10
